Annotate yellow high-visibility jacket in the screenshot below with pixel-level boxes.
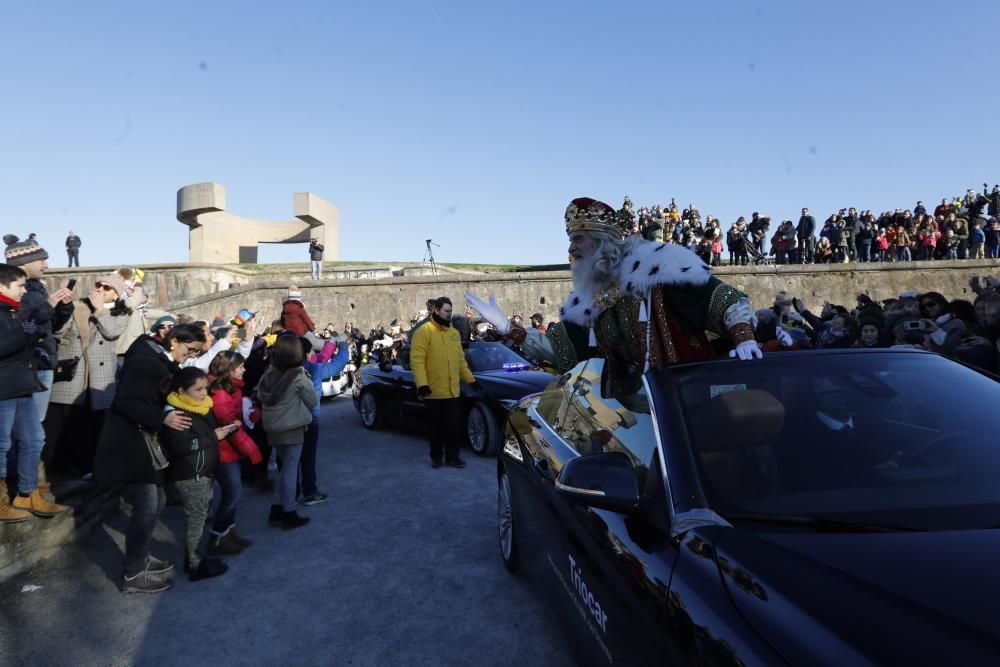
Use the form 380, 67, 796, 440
410, 320, 474, 399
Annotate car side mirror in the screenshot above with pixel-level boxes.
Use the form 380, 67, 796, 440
555, 452, 640, 514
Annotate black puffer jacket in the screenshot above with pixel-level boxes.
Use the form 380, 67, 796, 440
160, 409, 220, 482
21, 279, 74, 370
0, 299, 41, 400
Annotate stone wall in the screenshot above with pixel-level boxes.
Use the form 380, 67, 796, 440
155, 260, 998, 331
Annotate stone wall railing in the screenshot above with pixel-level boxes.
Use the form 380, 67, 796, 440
155, 260, 999, 332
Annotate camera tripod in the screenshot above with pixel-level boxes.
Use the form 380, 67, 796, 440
423, 239, 439, 275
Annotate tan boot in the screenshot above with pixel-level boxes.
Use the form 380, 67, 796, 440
0, 482, 31, 523
37, 462, 55, 502
13, 489, 67, 517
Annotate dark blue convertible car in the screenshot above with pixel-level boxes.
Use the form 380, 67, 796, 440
499, 349, 1000, 665
352, 341, 554, 456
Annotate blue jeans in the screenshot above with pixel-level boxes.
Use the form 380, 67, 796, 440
33, 369, 54, 421
211, 461, 243, 534
311, 260, 322, 280
122, 484, 165, 577
274, 444, 303, 511
300, 417, 320, 497
0, 397, 45, 493
989, 244, 1000, 259
896, 246, 911, 262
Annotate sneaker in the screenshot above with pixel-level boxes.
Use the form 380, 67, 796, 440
281, 510, 310, 530
122, 570, 172, 594
227, 528, 253, 548
446, 458, 467, 469
268, 504, 283, 525
189, 557, 228, 582
13, 489, 67, 517
301, 492, 329, 506
145, 554, 175, 575
207, 533, 244, 557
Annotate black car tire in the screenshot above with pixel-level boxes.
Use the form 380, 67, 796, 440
498, 470, 520, 573
466, 401, 499, 457
359, 390, 383, 430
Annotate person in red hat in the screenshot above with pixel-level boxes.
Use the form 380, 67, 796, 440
467, 197, 761, 397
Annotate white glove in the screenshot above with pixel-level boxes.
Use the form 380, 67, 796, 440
775, 326, 793, 347
729, 340, 763, 360
465, 293, 510, 335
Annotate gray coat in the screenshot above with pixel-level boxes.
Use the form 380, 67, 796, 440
255, 366, 317, 445
51, 301, 129, 410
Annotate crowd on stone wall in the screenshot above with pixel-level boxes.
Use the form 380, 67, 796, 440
621, 182, 1000, 266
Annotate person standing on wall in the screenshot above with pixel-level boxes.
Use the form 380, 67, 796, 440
410, 296, 477, 469
309, 238, 324, 280
65, 230, 82, 268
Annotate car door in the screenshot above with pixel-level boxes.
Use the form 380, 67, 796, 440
506, 362, 596, 639
549, 358, 677, 665
394, 348, 426, 420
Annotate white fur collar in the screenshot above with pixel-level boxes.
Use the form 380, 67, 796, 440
559, 239, 712, 327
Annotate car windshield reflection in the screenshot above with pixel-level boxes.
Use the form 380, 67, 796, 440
670, 353, 1000, 532
465, 342, 533, 372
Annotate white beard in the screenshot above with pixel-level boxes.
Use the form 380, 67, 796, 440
570, 254, 600, 295
570, 250, 616, 296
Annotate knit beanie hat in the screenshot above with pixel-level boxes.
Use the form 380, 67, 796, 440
150, 314, 178, 333
287, 286, 303, 302
3, 234, 49, 266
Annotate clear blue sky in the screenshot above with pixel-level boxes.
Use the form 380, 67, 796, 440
2, 1, 998, 267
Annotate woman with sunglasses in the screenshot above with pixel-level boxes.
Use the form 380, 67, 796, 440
93, 323, 207, 593
48, 274, 132, 478
919, 291, 968, 357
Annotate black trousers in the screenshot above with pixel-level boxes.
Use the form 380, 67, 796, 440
425, 398, 462, 463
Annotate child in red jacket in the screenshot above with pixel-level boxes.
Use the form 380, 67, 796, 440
207, 351, 262, 554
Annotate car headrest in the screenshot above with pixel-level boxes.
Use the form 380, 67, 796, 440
689, 389, 785, 453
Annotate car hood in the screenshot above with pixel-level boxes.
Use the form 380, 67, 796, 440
474, 369, 554, 399
711, 528, 1000, 665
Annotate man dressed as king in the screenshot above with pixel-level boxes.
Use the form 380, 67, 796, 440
467, 197, 762, 396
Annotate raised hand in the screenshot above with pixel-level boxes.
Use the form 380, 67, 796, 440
465, 293, 510, 335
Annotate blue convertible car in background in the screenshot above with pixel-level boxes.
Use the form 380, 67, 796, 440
499, 349, 1000, 665
352, 341, 554, 456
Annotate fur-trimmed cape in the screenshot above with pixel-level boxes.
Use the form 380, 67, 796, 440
560, 238, 712, 327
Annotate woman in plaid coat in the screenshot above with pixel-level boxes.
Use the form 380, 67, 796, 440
48, 274, 130, 473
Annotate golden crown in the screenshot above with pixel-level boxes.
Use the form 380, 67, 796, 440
564, 197, 625, 240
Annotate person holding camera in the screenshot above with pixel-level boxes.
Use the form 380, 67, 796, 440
309, 238, 324, 280
918, 292, 967, 356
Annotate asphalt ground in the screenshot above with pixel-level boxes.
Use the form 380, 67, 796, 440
0, 395, 571, 666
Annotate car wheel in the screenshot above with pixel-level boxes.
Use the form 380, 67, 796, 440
359, 390, 383, 430
498, 471, 520, 573
466, 402, 499, 456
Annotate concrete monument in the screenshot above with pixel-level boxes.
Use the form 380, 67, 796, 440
177, 182, 339, 264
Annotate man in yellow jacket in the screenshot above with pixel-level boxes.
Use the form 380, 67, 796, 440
410, 296, 477, 468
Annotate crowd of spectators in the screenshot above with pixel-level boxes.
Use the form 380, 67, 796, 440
748, 275, 1000, 374
4, 219, 1000, 593
618, 183, 1000, 265
1, 237, 351, 592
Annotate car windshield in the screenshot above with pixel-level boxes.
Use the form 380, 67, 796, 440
671, 353, 1000, 532
465, 343, 532, 372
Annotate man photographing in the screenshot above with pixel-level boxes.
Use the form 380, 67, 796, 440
309, 238, 324, 280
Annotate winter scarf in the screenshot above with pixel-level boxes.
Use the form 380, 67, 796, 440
166, 390, 213, 415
